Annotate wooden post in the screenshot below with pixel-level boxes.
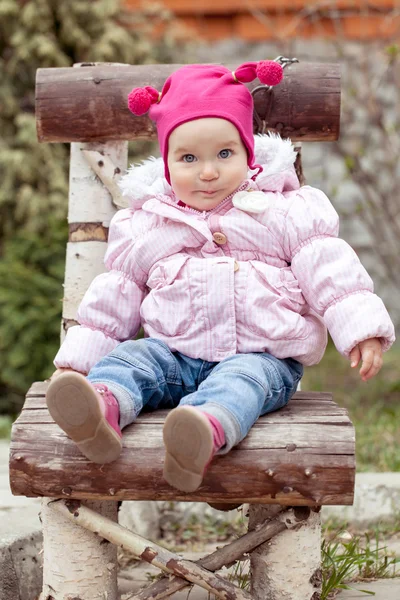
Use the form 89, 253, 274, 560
42, 500, 119, 600
62, 140, 128, 337
248, 504, 322, 600
41, 136, 127, 599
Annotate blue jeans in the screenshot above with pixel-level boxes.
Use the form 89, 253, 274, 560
87, 338, 303, 452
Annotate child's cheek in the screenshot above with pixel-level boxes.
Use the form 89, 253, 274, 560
180, 168, 194, 186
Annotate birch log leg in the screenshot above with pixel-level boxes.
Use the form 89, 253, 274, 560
248, 504, 322, 600
62, 141, 128, 339
42, 140, 127, 599
42, 499, 119, 600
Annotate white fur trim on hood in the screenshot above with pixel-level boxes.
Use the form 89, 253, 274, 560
118, 156, 172, 209
119, 133, 298, 209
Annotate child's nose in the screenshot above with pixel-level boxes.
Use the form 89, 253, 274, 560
199, 162, 219, 180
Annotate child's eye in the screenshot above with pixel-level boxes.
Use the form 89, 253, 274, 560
182, 154, 196, 163
218, 149, 232, 159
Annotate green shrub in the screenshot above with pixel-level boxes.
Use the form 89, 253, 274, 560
0, 219, 67, 401
0, 0, 186, 414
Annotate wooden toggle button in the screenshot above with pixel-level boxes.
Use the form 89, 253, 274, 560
213, 232, 227, 245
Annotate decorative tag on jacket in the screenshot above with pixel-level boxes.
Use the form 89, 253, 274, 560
232, 190, 269, 214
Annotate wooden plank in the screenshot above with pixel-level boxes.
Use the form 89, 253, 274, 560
9, 415, 355, 504
22, 387, 351, 422
9, 427, 355, 505
23, 397, 344, 411
11, 418, 354, 452
11, 381, 355, 504
26, 381, 337, 402
21, 398, 345, 411
36, 62, 340, 143
21, 395, 350, 419
18, 408, 351, 426
22, 390, 342, 409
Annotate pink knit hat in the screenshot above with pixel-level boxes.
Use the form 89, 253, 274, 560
127, 61, 284, 184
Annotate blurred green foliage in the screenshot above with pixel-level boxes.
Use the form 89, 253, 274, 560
0, 0, 185, 415
303, 341, 400, 473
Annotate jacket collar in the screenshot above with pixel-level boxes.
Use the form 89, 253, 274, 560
141, 179, 253, 238
141, 196, 214, 241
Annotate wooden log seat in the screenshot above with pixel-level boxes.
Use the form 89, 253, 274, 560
9, 382, 355, 506
35, 62, 341, 143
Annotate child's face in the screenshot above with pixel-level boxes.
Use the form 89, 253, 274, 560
167, 118, 248, 211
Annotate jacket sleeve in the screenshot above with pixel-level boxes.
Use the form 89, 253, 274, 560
54, 208, 147, 374
283, 186, 395, 357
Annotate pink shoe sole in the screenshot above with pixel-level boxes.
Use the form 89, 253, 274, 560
46, 372, 122, 464
163, 406, 214, 493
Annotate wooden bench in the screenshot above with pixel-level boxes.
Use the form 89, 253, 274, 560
9, 60, 355, 600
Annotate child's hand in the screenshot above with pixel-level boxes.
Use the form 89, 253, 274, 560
349, 338, 383, 381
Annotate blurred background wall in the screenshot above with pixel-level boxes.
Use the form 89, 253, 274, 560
126, 0, 399, 42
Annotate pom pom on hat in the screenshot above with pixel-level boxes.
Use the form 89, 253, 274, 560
127, 86, 160, 116
234, 60, 284, 87
256, 60, 283, 86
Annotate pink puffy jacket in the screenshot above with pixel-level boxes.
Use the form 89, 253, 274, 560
55, 135, 395, 373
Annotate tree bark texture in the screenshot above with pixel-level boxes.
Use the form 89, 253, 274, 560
36, 62, 340, 143
41, 499, 118, 600
10, 386, 356, 506
248, 505, 322, 600
62, 141, 127, 336
51, 500, 251, 600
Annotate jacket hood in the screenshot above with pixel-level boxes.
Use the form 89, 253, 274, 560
119, 133, 299, 209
